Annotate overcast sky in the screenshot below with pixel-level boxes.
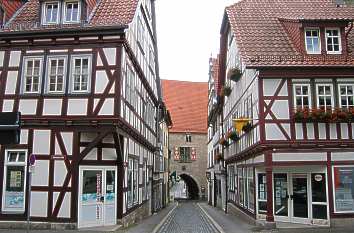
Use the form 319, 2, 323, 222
155, 0, 237, 83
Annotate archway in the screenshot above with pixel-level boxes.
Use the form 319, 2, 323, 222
179, 174, 199, 200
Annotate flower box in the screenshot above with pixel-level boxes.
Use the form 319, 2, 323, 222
227, 67, 242, 82
219, 137, 229, 146
221, 86, 232, 97
227, 130, 240, 141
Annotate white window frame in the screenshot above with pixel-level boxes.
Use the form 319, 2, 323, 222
42, 1, 60, 25
137, 16, 145, 51
332, 165, 354, 213
339, 84, 354, 108
46, 55, 67, 94
316, 84, 334, 109
22, 56, 44, 94
63, 0, 81, 24
293, 83, 312, 109
305, 28, 321, 54
133, 160, 139, 204
70, 55, 92, 93
325, 28, 342, 54
2, 149, 27, 213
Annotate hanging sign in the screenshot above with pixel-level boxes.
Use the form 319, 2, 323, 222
314, 174, 323, 182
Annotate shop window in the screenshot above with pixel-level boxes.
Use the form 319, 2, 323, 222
311, 173, 327, 219
228, 166, 235, 192
274, 174, 288, 216
2, 150, 27, 213
128, 158, 139, 207
258, 173, 267, 214
333, 166, 354, 213
247, 168, 255, 212
238, 168, 244, 206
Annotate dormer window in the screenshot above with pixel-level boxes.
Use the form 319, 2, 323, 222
326, 28, 341, 54
305, 28, 321, 54
42, 2, 60, 24
63, 1, 80, 23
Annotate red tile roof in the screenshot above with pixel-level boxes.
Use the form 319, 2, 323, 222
3, 0, 138, 32
210, 56, 221, 95
162, 80, 208, 134
0, 0, 25, 23
225, 0, 354, 67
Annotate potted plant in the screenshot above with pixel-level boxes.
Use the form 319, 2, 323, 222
315, 107, 332, 122
227, 67, 242, 82
242, 122, 253, 133
294, 107, 312, 122
221, 85, 232, 97
228, 130, 239, 141
219, 137, 229, 147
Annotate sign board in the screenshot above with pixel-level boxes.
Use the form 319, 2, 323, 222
0, 112, 21, 145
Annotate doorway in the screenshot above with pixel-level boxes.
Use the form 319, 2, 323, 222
273, 172, 328, 225
78, 166, 117, 228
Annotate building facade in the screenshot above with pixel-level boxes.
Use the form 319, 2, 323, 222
0, 0, 163, 229
162, 80, 208, 200
217, 0, 354, 229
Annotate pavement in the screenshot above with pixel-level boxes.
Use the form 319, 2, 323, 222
0, 201, 353, 233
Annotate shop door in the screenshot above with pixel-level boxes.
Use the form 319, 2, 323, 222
291, 174, 310, 224
274, 174, 290, 222
78, 167, 117, 228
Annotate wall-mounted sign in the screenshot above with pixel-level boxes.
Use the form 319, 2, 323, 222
314, 174, 323, 182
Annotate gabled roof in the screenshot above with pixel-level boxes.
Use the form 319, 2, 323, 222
224, 0, 354, 67
3, 0, 138, 32
162, 80, 208, 134
210, 56, 221, 96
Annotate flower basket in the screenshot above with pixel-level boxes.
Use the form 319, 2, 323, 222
228, 130, 240, 141
219, 137, 229, 146
312, 108, 332, 122
215, 153, 224, 161
221, 86, 232, 97
227, 68, 242, 82
242, 122, 253, 133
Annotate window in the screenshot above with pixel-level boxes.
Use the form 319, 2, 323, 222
305, 29, 321, 54
238, 168, 244, 206
125, 65, 135, 105
137, 16, 145, 51
185, 134, 192, 143
294, 84, 311, 109
339, 84, 354, 108
22, 57, 43, 94
316, 84, 333, 109
2, 150, 27, 213
149, 46, 155, 69
258, 173, 267, 214
42, 2, 60, 24
333, 166, 354, 213
247, 167, 255, 212
127, 159, 139, 207
70, 55, 91, 93
64, 1, 80, 23
179, 147, 191, 163
228, 166, 235, 192
46, 56, 66, 93
326, 28, 341, 54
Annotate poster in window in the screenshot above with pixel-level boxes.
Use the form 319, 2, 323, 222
10, 171, 22, 188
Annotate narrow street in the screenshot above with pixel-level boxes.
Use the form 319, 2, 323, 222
155, 202, 220, 233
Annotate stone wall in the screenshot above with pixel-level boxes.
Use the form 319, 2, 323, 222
119, 201, 151, 227
169, 132, 208, 199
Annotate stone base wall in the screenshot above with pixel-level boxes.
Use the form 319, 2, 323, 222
330, 217, 354, 228
119, 201, 151, 228
0, 221, 76, 230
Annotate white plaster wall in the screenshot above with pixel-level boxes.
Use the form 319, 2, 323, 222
30, 192, 48, 217
43, 99, 62, 115
2, 99, 14, 112
103, 48, 116, 66
67, 99, 88, 115
102, 148, 116, 160
54, 160, 68, 187
31, 160, 49, 186
95, 71, 109, 94
9, 51, 21, 67
61, 132, 73, 155
33, 130, 51, 155
265, 124, 287, 140
270, 100, 289, 119
273, 152, 327, 161
0, 51, 4, 67
98, 98, 114, 115
19, 99, 37, 115
53, 192, 71, 218
5, 71, 18, 95
20, 129, 28, 145
332, 152, 354, 161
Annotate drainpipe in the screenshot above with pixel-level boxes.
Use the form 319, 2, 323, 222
225, 164, 228, 213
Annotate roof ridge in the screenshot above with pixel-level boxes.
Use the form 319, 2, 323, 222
87, 0, 103, 23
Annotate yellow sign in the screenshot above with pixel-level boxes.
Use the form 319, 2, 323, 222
233, 118, 250, 133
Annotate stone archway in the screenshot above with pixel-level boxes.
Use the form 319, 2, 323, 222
179, 173, 200, 200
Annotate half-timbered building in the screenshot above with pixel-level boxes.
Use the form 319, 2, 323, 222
0, 0, 162, 229
218, 0, 354, 228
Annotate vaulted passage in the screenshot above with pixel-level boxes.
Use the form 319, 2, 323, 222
179, 174, 199, 200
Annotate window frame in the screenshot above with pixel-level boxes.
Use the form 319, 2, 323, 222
293, 83, 312, 109
332, 165, 354, 213
325, 28, 342, 55
45, 55, 68, 94
42, 1, 60, 25
63, 0, 81, 24
21, 56, 44, 94
70, 54, 92, 94
137, 16, 145, 52
2, 149, 27, 213
316, 83, 334, 109
339, 84, 354, 109
304, 28, 321, 54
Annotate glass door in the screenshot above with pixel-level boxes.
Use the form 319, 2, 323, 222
291, 174, 310, 224
103, 169, 116, 226
274, 174, 289, 221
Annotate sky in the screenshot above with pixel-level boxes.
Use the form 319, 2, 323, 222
155, 0, 237, 83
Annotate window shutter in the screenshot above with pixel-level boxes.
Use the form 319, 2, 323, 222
174, 147, 179, 160
191, 147, 196, 160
